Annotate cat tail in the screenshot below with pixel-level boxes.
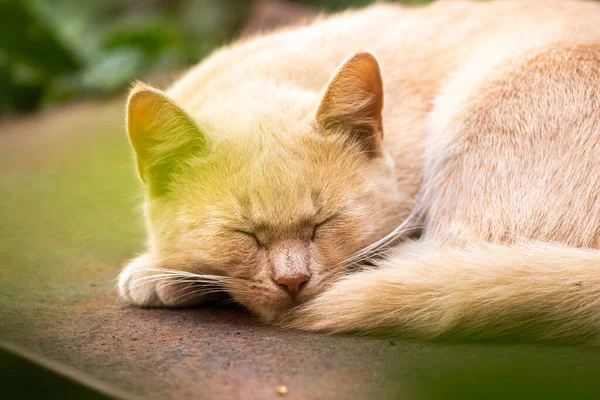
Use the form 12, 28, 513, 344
285, 242, 600, 342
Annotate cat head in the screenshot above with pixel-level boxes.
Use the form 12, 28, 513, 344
123, 52, 408, 320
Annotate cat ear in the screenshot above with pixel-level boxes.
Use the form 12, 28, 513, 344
315, 51, 384, 153
126, 82, 208, 196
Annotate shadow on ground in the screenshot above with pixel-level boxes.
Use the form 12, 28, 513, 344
1, 98, 600, 399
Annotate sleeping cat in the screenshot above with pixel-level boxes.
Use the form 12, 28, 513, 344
118, 0, 600, 341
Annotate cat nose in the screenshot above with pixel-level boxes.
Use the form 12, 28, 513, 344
274, 274, 310, 297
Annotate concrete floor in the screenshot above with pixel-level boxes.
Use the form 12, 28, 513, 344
1, 95, 600, 400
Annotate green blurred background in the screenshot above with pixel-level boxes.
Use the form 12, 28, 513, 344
0, 0, 432, 115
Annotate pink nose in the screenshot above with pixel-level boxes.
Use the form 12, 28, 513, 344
275, 274, 310, 297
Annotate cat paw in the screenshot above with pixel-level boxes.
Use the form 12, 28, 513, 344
119, 253, 166, 307
118, 253, 206, 308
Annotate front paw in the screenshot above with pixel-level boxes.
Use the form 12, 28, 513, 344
119, 253, 166, 307
118, 253, 210, 308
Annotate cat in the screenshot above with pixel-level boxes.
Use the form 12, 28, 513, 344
118, 0, 600, 341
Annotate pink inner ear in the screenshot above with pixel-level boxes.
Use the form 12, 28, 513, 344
125, 85, 208, 195
316, 52, 384, 152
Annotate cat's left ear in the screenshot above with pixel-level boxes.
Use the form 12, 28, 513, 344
126, 82, 208, 196
315, 51, 384, 153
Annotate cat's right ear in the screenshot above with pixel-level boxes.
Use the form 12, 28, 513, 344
315, 52, 384, 154
126, 82, 208, 196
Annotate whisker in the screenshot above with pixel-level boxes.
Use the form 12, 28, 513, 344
126, 276, 228, 294
133, 267, 229, 280
345, 226, 422, 268
126, 276, 216, 292
329, 208, 420, 271
109, 255, 179, 287
169, 287, 228, 305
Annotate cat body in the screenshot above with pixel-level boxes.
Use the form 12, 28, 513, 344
119, 0, 600, 341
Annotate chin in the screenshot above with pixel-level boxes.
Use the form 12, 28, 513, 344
244, 302, 289, 323
239, 293, 312, 323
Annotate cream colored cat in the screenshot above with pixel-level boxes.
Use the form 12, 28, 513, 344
118, 0, 600, 341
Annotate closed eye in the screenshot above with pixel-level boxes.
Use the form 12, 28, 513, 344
232, 229, 263, 247
311, 215, 338, 241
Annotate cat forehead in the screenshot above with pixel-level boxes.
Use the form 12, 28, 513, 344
193, 83, 318, 140
205, 119, 354, 174
214, 152, 337, 205
177, 140, 363, 220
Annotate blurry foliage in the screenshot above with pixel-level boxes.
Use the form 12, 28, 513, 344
0, 0, 431, 114
0, 0, 249, 113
